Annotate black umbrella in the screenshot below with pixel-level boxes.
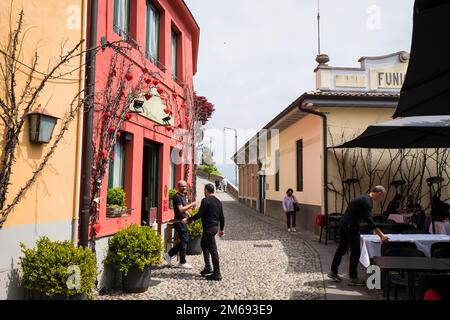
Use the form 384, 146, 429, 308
393, 0, 450, 118
334, 116, 450, 149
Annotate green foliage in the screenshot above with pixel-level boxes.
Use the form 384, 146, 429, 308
19, 237, 97, 298
105, 224, 163, 275
169, 188, 178, 201
187, 208, 203, 238
107, 187, 126, 208
199, 164, 219, 174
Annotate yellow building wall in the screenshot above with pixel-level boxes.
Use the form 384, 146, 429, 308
325, 106, 398, 214
265, 115, 322, 206
0, 0, 85, 227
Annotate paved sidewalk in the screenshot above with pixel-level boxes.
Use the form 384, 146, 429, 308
97, 177, 325, 300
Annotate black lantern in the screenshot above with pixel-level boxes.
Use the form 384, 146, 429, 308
27, 107, 59, 144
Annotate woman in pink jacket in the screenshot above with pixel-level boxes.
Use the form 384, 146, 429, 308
283, 188, 299, 232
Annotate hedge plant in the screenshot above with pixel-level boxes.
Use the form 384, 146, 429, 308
107, 187, 126, 209
187, 208, 203, 238
105, 224, 162, 276
19, 237, 97, 298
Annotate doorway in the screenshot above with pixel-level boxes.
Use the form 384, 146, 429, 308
141, 140, 160, 226
258, 173, 265, 214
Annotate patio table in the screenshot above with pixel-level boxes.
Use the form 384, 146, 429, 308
360, 234, 450, 268
429, 221, 450, 235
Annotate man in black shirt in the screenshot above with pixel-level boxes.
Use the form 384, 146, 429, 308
329, 186, 389, 285
183, 183, 225, 281
164, 180, 196, 269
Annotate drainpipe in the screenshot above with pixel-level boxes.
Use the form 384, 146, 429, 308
72, 0, 89, 243
80, 0, 99, 248
299, 102, 329, 227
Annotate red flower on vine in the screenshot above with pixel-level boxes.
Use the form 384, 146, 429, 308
101, 149, 108, 159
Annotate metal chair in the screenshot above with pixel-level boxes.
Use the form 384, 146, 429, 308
431, 242, 450, 258
384, 247, 425, 300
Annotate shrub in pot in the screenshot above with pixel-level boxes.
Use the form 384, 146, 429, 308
105, 224, 162, 293
187, 208, 203, 255
19, 236, 97, 300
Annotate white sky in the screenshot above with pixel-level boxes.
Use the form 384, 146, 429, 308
185, 0, 415, 175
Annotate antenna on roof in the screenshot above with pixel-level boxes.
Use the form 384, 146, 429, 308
317, 0, 321, 55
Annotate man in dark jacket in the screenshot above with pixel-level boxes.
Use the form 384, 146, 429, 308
183, 184, 225, 281
164, 180, 196, 269
328, 186, 389, 285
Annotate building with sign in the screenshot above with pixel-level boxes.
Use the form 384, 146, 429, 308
86, 0, 200, 270
234, 52, 411, 233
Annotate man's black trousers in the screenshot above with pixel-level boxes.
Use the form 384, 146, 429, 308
330, 224, 361, 279
201, 225, 220, 274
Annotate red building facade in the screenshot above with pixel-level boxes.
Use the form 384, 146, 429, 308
88, 0, 200, 238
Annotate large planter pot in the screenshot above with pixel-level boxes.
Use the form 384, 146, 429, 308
26, 289, 86, 300
122, 265, 152, 293
187, 236, 202, 255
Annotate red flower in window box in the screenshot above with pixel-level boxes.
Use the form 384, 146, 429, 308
126, 113, 132, 120
101, 149, 108, 159
152, 79, 159, 86
157, 88, 164, 95
145, 93, 153, 101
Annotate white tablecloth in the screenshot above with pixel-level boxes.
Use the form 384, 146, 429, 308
429, 221, 450, 235
359, 234, 450, 268
388, 213, 413, 224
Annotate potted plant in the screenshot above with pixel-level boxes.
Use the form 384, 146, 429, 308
105, 224, 162, 293
19, 237, 97, 300
169, 188, 177, 209
187, 208, 203, 255
107, 187, 131, 217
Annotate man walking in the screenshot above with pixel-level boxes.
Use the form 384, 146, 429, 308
221, 177, 228, 193
328, 186, 389, 285
183, 184, 225, 281
164, 180, 196, 269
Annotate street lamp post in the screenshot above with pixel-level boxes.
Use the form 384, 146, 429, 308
224, 127, 238, 187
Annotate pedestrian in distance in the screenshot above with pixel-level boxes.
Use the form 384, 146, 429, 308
164, 180, 197, 269
183, 183, 225, 281
221, 177, 229, 193
328, 186, 389, 285
282, 188, 299, 232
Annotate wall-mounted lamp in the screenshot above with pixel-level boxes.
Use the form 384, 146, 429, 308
27, 106, 59, 144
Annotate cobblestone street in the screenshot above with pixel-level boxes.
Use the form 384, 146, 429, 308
97, 177, 325, 300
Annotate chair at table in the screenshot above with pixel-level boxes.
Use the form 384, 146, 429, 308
316, 213, 342, 245
431, 242, 450, 258
401, 229, 429, 234
384, 247, 425, 300
380, 242, 418, 299
417, 274, 450, 300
